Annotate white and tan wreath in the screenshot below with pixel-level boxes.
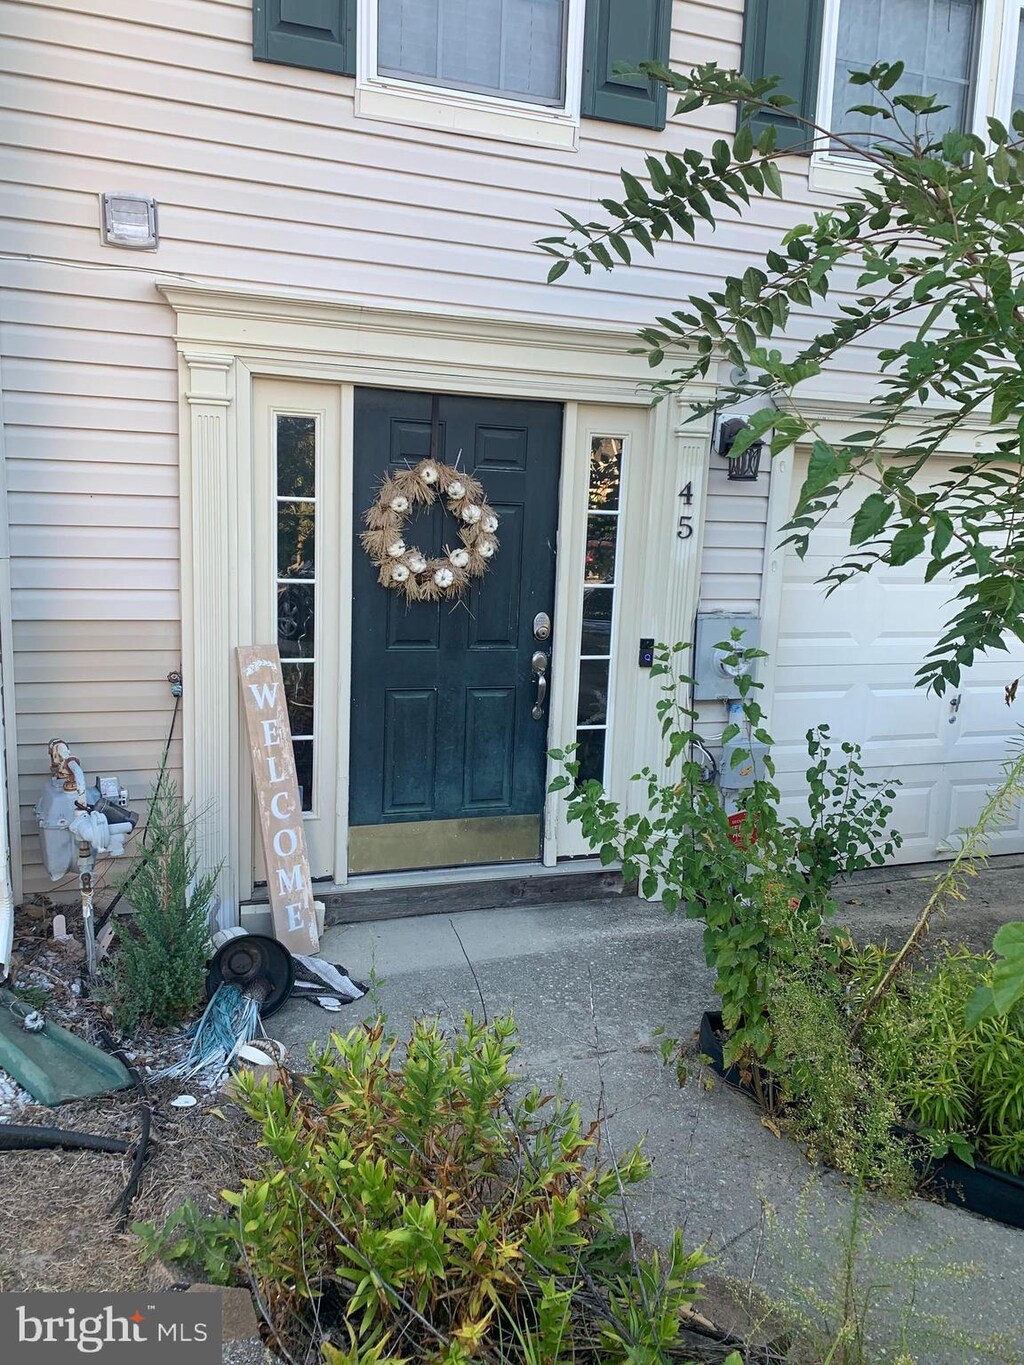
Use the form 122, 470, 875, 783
360, 459, 500, 603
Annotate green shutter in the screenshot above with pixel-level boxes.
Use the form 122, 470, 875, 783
581, 0, 673, 130
253, 0, 355, 76
740, 0, 823, 152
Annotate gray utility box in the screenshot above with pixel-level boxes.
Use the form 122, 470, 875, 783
692, 613, 761, 700
718, 737, 771, 792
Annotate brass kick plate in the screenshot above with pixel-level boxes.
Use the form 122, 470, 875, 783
348, 815, 541, 875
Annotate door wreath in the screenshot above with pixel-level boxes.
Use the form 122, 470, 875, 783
360, 459, 500, 603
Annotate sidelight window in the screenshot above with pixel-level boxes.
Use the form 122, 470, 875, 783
274, 414, 317, 812
575, 435, 623, 785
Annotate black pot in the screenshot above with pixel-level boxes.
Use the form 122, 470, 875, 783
206, 934, 295, 1019
698, 1009, 1024, 1231
894, 1125, 1024, 1230
698, 1010, 764, 1097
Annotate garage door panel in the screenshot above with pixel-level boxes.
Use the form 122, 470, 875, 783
771, 680, 944, 771
945, 771, 1024, 853
772, 453, 1024, 859
777, 770, 940, 863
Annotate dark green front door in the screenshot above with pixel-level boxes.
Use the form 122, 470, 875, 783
349, 389, 563, 874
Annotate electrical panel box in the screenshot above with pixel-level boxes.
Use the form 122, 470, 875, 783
692, 613, 761, 700
718, 738, 771, 792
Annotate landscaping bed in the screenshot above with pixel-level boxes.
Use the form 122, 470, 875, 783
698, 1009, 1024, 1232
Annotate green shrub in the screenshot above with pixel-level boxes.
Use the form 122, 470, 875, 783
863, 948, 1024, 1175
97, 773, 218, 1031
137, 1014, 718, 1365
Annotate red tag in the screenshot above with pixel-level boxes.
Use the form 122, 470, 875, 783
727, 810, 757, 848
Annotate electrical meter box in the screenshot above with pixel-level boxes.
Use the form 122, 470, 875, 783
693, 613, 761, 700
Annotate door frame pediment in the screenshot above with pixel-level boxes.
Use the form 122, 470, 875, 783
159, 283, 716, 916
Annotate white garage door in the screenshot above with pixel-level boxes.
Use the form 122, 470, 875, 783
772, 457, 1024, 863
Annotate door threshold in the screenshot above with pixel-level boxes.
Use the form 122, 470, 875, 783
241, 858, 631, 930
338, 857, 610, 894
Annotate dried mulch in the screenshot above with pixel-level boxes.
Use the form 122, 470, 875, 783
0, 901, 261, 1294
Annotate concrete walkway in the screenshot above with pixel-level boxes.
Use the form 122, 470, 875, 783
271, 893, 1024, 1364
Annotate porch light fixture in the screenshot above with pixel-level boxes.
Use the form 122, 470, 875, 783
717, 416, 763, 482
100, 192, 158, 250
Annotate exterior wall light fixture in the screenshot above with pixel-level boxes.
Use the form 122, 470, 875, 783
717, 416, 763, 482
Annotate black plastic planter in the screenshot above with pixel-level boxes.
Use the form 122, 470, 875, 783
698, 1010, 1024, 1232
698, 1010, 759, 1097
893, 1125, 1024, 1230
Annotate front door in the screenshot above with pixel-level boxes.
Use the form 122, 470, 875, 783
349, 389, 563, 874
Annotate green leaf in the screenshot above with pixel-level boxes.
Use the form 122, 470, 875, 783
804, 439, 839, 497
849, 493, 893, 546
888, 523, 927, 566
741, 266, 767, 301
733, 122, 754, 162
877, 60, 905, 91
990, 920, 1024, 1015
546, 260, 570, 284
620, 170, 650, 204
735, 319, 756, 353
761, 160, 783, 197
965, 983, 996, 1029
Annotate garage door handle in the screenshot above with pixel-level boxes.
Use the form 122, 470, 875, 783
531, 651, 548, 720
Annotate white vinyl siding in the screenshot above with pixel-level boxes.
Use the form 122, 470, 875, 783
698, 461, 771, 615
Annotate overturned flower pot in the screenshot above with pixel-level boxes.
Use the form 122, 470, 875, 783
698, 1010, 1024, 1232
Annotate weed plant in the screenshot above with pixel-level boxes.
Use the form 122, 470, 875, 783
763, 1177, 1016, 1365
137, 1014, 732, 1365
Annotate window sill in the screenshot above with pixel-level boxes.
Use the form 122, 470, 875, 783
808, 151, 885, 197
354, 81, 580, 150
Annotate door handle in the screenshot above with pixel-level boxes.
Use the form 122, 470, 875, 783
531, 650, 548, 720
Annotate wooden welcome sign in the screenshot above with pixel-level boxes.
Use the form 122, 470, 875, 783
236, 645, 320, 955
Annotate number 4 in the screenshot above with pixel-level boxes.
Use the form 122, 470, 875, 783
678, 482, 693, 506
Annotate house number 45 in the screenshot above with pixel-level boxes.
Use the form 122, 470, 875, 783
677, 482, 695, 540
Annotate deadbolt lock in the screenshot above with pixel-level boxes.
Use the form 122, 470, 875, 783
533, 612, 551, 641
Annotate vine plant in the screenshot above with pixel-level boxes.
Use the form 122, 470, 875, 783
550, 637, 902, 1074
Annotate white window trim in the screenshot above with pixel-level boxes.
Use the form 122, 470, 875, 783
355, 0, 586, 150
810, 0, 1002, 195
995, 0, 1024, 121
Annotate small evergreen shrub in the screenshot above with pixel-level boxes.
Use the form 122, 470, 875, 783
136, 1014, 722, 1365
98, 774, 217, 1031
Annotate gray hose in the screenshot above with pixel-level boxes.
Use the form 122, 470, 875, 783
0, 1124, 131, 1154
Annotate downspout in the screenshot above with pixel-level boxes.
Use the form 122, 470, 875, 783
0, 353, 15, 976
0, 710, 12, 977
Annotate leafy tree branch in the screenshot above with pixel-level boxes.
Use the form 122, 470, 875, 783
541, 59, 1024, 694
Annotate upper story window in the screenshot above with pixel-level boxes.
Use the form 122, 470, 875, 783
742, 0, 1022, 171
376, 0, 570, 107
358, 0, 584, 144
998, 0, 1024, 120
828, 0, 980, 150
253, 0, 672, 149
